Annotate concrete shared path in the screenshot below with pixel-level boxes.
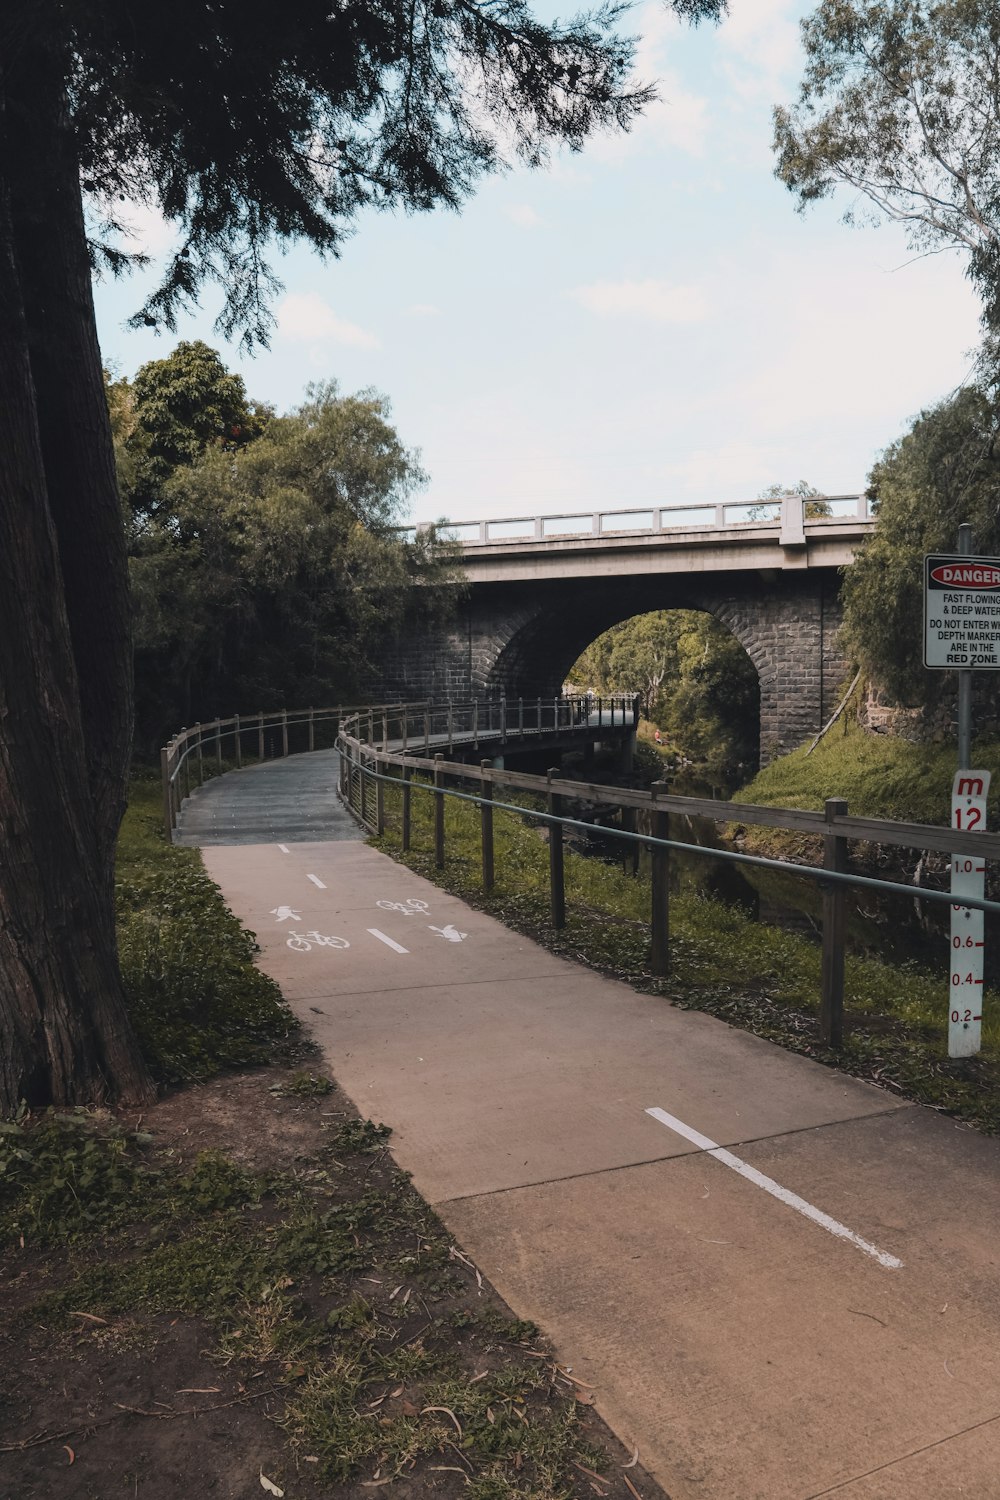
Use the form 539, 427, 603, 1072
187, 755, 1000, 1500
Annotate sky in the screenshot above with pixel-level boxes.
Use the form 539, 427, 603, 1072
92, 0, 983, 527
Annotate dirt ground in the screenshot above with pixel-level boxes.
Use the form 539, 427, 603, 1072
0, 1065, 667, 1500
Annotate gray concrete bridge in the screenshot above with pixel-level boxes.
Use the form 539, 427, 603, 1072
383, 494, 873, 763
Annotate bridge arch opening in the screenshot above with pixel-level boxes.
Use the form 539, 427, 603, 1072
564, 609, 760, 784
482, 589, 762, 785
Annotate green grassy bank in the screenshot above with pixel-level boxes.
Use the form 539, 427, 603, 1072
737, 717, 1000, 827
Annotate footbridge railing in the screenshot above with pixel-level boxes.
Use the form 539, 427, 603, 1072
160, 694, 635, 840
337, 705, 1000, 1053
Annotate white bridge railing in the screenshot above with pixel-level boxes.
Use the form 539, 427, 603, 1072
399, 493, 871, 547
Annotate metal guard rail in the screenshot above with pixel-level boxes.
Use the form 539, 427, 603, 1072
337, 726, 1000, 1050
160, 694, 636, 839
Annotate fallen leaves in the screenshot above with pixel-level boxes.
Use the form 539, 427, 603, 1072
259, 1470, 284, 1496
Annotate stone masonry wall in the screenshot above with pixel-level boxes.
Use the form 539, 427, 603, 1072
373, 570, 849, 764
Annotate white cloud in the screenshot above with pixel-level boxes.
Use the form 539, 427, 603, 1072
505, 203, 544, 229
276, 292, 380, 348
718, 0, 802, 102
569, 278, 707, 323
119, 202, 176, 258
589, 4, 709, 162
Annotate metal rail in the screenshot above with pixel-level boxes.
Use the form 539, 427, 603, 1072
160, 694, 637, 839
395, 493, 872, 547
337, 718, 1000, 1051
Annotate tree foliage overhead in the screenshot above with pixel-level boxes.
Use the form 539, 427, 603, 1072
56, 0, 686, 346
774, 0, 1000, 336
841, 385, 1000, 705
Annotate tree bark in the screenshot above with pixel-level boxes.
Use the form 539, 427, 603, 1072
0, 32, 154, 1111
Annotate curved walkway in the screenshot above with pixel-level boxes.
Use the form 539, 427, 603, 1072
175, 750, 358, 846
190, 754, 1000, 1500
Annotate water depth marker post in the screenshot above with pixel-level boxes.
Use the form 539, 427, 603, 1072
949, 770, 990, 1058
924, 523, 1000, 1058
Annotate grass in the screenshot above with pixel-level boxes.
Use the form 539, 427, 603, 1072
115, 776, 298, 1084
737, 716, 1000, 827
371, 768, 1000, 1134
1, 1082, 632, 1500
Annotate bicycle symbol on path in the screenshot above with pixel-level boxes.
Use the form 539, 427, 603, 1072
376, 898, 430, 917
286, 931, 350, 953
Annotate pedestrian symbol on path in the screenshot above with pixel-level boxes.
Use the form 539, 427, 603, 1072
429, 923, 468, 943
271, 906, 302, 923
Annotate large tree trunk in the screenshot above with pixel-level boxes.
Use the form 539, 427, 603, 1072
0, 33, 154, 1111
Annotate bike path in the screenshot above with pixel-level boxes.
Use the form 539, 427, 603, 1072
200, 834, 1000, 1500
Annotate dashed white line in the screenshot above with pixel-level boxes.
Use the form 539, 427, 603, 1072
278, 844, 290, 853
368, 928, 409, 954
645, 1106, 903, 1271
307, 874, 326, 889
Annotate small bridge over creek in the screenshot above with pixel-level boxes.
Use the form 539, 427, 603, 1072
384, 492, 875, 763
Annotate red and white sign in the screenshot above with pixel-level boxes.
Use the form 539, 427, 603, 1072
924, 553, 1000, 669
949, 769, 990, 1058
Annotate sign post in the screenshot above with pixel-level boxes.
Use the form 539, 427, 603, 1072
924, 527, 1000, 1058
949, 770, 990, 1059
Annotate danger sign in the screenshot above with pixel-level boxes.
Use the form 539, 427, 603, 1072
924, 553, 1000, 669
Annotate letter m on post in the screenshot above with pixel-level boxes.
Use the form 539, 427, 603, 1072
956, 776, 986, 797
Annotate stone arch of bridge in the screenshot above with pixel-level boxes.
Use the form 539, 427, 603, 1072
483, 581, 764, 701
467, 573, 844, 763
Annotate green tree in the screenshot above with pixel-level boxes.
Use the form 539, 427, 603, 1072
568, 610, 759, 769
129, 379, 457, 749
841, 385, 1000, 706
124, 342, 271, 520
0, 0, 721, 1111
774, 0, 1000, 338
755, 480, 831, 519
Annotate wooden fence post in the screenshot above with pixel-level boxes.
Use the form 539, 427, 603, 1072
434, 754, 445, 868
547, 767, 565, 929
401, 762, 412, 851
161, 746, 173, 839
480, 758, 495, 892
650, 781, 670, 977
821, 797, 849, 1047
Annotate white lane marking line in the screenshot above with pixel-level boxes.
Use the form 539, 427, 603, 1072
307, 874, 326, 889
278, 844, 290, 853
368, 928, 409, 954
645, 1107, 903, 1271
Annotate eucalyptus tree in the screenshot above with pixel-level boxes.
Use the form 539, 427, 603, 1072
774, 0, 1000, 338
0, 0, 725, 1112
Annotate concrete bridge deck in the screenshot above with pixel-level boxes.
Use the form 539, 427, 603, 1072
188, 755, 1000, 1500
